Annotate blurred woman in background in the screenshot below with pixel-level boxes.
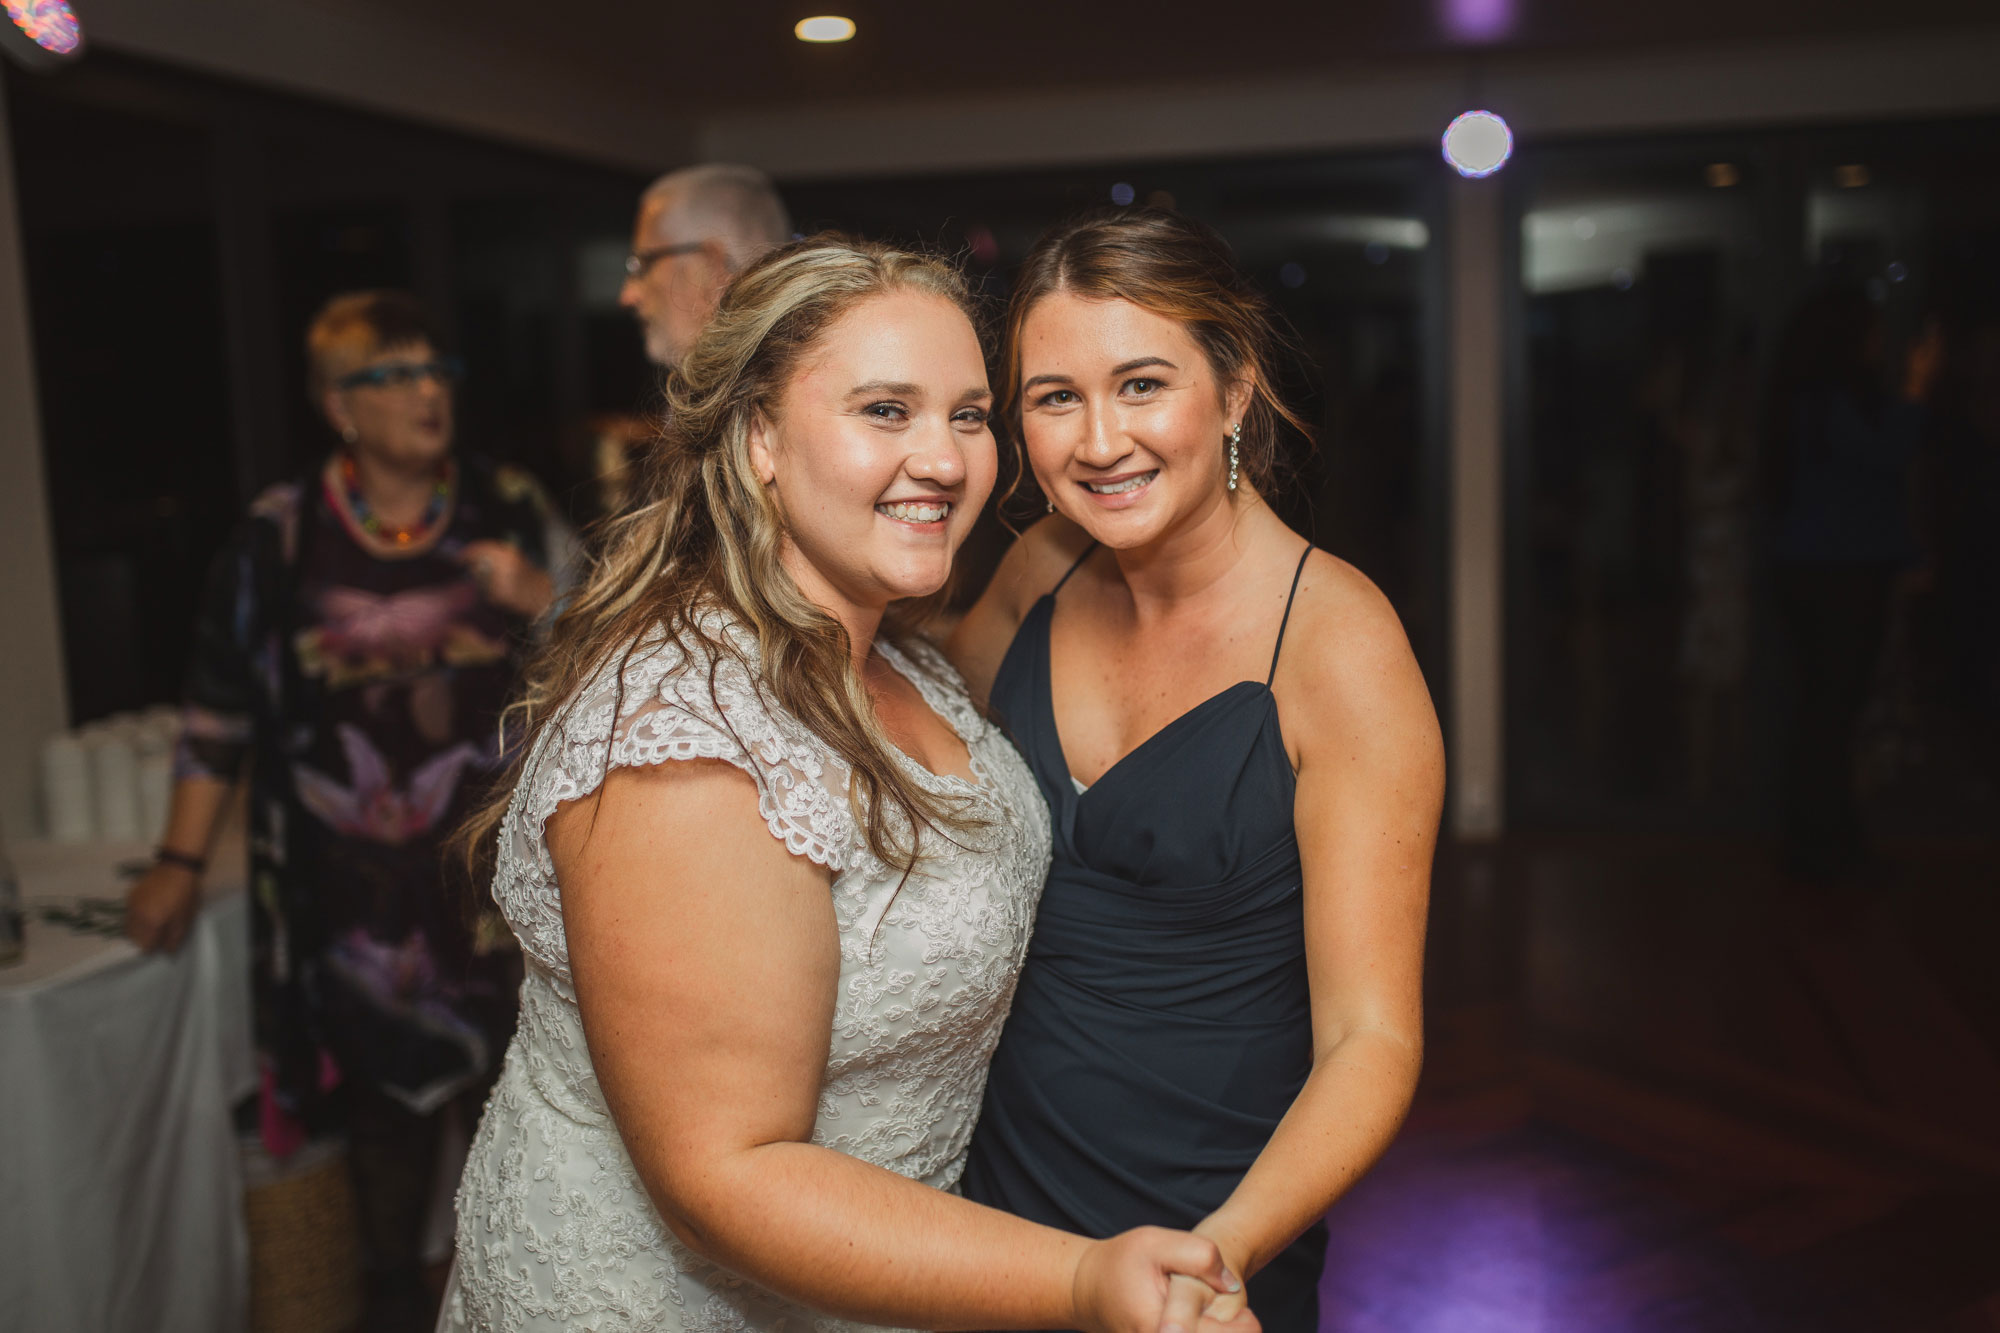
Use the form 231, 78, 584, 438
124, 291, 574, 1330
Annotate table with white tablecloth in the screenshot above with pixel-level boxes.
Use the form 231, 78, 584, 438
0, 834, 252, 1333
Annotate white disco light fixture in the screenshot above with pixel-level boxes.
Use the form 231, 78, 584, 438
794, 15, 855, 42
1, 0, 84, 69
1442, 110, 1513, 179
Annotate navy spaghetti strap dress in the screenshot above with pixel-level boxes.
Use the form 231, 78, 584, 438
962, 544, 1325, 1333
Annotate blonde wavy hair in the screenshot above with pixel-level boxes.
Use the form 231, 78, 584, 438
460, 234, 985, 875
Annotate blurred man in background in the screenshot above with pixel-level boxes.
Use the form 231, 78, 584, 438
619, 162, 792, 370
593, 164, 793, 512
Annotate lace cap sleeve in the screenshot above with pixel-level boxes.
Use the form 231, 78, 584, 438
493, 621, 856, 974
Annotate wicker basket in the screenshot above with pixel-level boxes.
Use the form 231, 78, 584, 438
241, 1137, 364, 1333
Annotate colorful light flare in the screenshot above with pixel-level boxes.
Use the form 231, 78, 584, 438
5, 0, 80, 55
1442, 110, 1513, 179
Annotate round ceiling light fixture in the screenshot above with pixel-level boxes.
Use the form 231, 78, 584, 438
794, 15, 855, 42
1, 0, 84, 69
1442, 109, 1513, 179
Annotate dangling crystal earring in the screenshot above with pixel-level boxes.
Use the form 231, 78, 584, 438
1227, 423, 1241, 492
1046, 498, 1056, 513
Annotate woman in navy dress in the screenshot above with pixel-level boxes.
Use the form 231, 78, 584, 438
951, 209, 1442, 1333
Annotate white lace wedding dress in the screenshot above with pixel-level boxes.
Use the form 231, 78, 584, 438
439, 615, 1052, 1333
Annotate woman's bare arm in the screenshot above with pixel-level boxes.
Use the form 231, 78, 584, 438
556, 755, 1245, 1333
126, 774, 236, 953
1172, 555, 1441, 1321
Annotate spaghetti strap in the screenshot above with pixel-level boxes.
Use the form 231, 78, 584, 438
1266, 544, 1314, 685
1050, 542, 1098, 599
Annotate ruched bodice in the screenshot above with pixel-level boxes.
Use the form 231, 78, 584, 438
961, 547, 1325, 1333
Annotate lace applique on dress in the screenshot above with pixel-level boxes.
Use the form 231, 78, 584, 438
444, 614, 1053, 1333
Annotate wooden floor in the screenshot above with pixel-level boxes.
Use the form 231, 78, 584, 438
1318, 837, 2000, 1333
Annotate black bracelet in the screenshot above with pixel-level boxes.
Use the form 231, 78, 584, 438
155, 846, 206, 874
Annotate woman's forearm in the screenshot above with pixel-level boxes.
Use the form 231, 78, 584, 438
158, 774, 235, 861
126, 774, 238, 951
1196, 1026, 1422, 1278
648, 1139, 1090, 1332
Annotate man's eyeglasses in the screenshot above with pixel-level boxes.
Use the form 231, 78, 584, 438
624, 240, 710, 278
336, 357, 464, 391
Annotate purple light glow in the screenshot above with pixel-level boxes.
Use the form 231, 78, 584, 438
1443, 0, 1514, 43
1320, 1136, 1552, 1331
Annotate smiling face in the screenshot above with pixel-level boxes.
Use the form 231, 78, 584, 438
322, 338, 454, 470
749, 288, 997, 621
1017, 291, 1251, 550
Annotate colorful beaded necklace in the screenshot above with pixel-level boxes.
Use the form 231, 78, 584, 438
338, 453, 454, 547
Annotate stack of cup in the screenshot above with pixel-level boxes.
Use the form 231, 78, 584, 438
40, 709, 186, 843
135, 709, 179, 842
87, 724, 143, 842
41, 734, 94, 843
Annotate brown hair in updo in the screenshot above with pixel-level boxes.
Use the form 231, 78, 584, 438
1000, 207, 1311, 498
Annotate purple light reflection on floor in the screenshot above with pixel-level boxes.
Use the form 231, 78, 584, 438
1316, 839, 2000, 1332
1315, 1119, 1789, 1333
1319, 1128, 1549, 1333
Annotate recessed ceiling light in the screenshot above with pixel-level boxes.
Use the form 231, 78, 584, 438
795, 15, 855, 42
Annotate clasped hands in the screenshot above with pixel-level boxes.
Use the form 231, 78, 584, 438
1165, 1270, 1252, 1333
1073, 1223, 1258, 1333
1165, 1222, 1254, 1333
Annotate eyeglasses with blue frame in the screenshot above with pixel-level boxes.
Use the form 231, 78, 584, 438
336, 357, 464, 391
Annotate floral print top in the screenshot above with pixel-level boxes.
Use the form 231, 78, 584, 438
178, 454, 567, 1135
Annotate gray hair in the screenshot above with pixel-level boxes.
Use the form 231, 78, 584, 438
640, 163, 793, 272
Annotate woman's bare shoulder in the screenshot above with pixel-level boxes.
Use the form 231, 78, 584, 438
1278, 548, 1441, 753
1288, 547, 1399, 636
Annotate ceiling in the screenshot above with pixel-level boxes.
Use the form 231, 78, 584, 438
345, 0, 1997, 113
67, 0, 2000, 176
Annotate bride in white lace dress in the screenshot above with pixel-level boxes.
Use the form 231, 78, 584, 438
441, 238, 1251, 1333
